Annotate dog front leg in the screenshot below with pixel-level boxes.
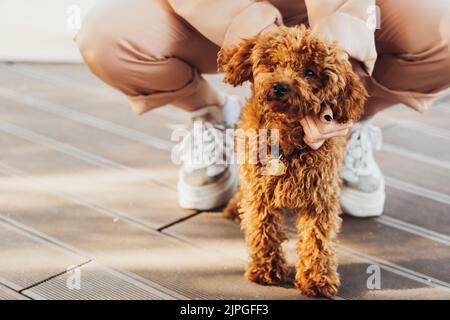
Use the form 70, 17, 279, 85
240, 197, 288, 285
294, 206, 342, 297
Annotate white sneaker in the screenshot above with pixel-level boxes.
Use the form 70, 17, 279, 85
176, 95, 242, 210
341, 118, 385, 217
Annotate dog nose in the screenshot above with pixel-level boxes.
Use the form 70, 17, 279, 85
272, 82, 290, 97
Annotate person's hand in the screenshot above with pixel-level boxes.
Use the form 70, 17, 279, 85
300, 106, 353, 150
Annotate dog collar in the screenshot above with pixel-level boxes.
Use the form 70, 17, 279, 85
279, 146, 308, 161
263, 146, 308, 176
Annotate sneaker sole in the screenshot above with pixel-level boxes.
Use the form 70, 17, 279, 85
341, 177, 386, 218
177, 166, 238, 210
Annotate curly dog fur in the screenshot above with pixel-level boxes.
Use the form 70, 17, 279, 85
218, 25, 367, 297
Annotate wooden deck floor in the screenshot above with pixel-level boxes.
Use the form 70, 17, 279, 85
0, 63, 449, 300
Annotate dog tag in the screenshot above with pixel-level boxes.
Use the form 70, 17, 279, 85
263, 158, 287, 176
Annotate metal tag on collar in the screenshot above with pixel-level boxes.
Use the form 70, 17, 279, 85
263, 155, 287, 176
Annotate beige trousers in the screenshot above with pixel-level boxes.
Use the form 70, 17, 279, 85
76, 0, 450, 116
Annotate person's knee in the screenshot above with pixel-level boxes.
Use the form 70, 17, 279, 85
76, 10, 119, 77
75, 0, 199, 98
75, 6, 150, 96
77, 19, 196, 97
76, 26, 100, 67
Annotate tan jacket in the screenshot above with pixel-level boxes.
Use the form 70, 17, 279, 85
168, 0, 377, 75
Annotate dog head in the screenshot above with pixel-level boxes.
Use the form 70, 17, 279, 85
218, 25, 367, 123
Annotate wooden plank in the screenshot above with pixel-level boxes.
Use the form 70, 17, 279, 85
284, 212, 450, 289
382, 124, 450, 163
377, 150, 450, 196
0, 68, 304, 299
1, 62, 449, 300
0, 170, 305, 299
4, 63, 450, 235
0, 284, 29, 300
0, 220, 87, 291
0, 63, 193, 131
22, 262, 167, 300
336, 252, 450, 300
339, 216, 450, 284
0, 63, 252, 131
384, 186, 450, 237
0, 68, 180, 155
0, 96, 176, 175
164, 212, 450, 299
376, 101, 450, 131
0, 117, 191, 230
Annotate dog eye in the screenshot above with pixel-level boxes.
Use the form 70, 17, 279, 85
304, 69, 316, 78
269, 62, 280, 72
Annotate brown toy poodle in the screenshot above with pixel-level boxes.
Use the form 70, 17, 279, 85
218, 25, 367, 297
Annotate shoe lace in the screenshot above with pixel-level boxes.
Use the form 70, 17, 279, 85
174, 120, 232, 171
343, 121, 382, 178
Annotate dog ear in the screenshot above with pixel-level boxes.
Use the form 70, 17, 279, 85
326, 62, 368, 124
335, 71, 367, 123
217, 38, 256, 86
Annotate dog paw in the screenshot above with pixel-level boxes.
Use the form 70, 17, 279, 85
316, 282, 339, 298
245, 262, 288, 285
223, 206, 240, 221
295, 277, 340, 298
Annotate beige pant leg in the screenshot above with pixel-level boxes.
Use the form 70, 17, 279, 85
76, 0, 222, 114
365, 0, 450, 115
